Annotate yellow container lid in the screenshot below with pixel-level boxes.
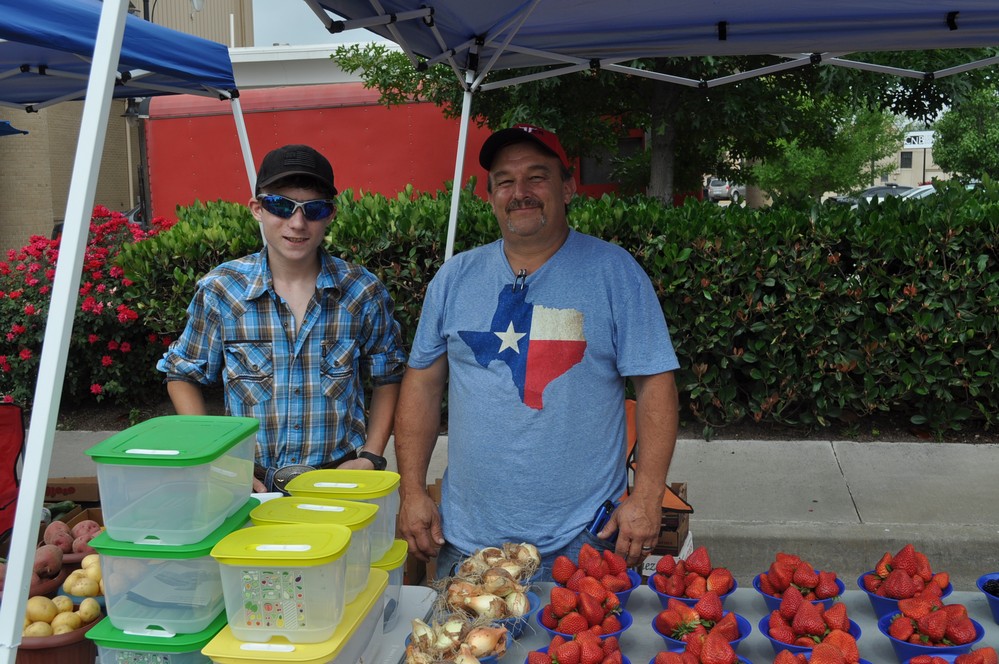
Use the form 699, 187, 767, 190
285, 469, 400, 501
201, 569, 388, 664
250, 496, 378, 532
210, 524, 351, 567
372, 538, 408, 571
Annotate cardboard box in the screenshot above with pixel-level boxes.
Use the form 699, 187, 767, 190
45, 477, 100, 504
64, 507, 103, 529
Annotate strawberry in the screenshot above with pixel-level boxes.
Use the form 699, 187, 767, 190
874, 552, 892, 578
861, 573, 881, 593
581, 557, 609, 580
528, 651, 554, 664
566, 568, 587, 592
540, 604, 560, 629
600, 614, 622, 634
602, 592, 621, 614
550, 586, 579, 618
578, 543, 602, 571
822, 628, 860, 663
809, 642, 847, 664
908, 657, 943, 664
578, 576, 609, 602
758, 572, 778, 596
552, 555, 579, 585
898, 597, 938, 619
774, 652, 807, 664
880, 568, 917, 599
557, 612, 590, 636
776, 551, 803, 567
663, 574, 686, 597
685, 575, 707, 599
553, 640, 581, 664
768, 561, 794, 592
791, 601, 826, 637
578, 592, 606, 628
602, 549, 627, 576
601, 636, 619, 656
577, 638, 605, 664
550, 635, 567, 650
919, 609, 949, 642
792, 563, 819, 590
888, 615, 915, 641
822, 602, 850, 632
712, 612, 740, 642
601, 653, 623, 664
652, 654, 685, 664
933, 571, 950, 590
815, 571, 840, 599
601, 575, 629, 593
914, 551, 934, 581
652, 573, 670, 593
684, 546, 712, 577
706, 567, 734, 595
693, 591, 723, 624
778, 584, 804, 621
768, 610, 797, 644
945, 617, 978, 645
699, 629, 738, 664
941, 603, 969, 622
891, 543, 919, 576
656, 555, 676, 575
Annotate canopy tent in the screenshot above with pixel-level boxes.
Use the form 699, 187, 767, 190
0, 120, 26, 137
307, 0, 999, 258
0, 2, 245, 661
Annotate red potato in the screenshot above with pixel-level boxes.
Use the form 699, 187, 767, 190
33, 543, 64, 578
72, 535, 97, 555
70, 520, 102, 541
43, 520, 71, 543
47, 531, 75, 554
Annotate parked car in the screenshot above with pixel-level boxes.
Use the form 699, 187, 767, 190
899, 184, 937, 200
707, 178, 746, 204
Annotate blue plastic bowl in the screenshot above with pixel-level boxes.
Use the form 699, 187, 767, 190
901, 657, 962, 664
651, 611, 750, 652
752, 573, 845, 612
758, 614, 861, 657
647, 573, 739, 609
651, 653, 752, 664
975, 573, 999, 625
856, 571, 954, 620
532, 647, 631, 664
535, 608, 633, 641
498, 590, 539, 638
877, 612, 982, 662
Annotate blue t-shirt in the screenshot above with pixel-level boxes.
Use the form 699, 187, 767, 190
409, 229, 679, 556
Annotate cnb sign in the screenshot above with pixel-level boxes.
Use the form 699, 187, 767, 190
905, 131, 935, 149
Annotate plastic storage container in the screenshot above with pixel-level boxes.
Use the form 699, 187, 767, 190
91, 498, 258, 635
201, 568, 387, 664
370, 539, 407, 632
285, 469, 399, 560
211, 523, 352, 644
249, 496, 377, 605
86, 610, 227, 663
85, 416, 258, 545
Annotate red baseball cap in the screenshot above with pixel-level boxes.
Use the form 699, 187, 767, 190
478, 123, 571, 171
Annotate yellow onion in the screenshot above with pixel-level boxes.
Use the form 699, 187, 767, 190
457, 553, 490, 577
446, 580, 483, 608
465, 626, 508, 658
453, 643, 482, 664
405, 643, 434, 664
513, 542, 541, 568
410, 618, 435, 651
462, 593, 509, 619
434, 616, 467, 652
495, 560, 525, 582
504, 591, 531, 617
479, 547, 506, 566
481, 567, 523, 597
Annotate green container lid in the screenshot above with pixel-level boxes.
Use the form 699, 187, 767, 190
85, 416, 258, 467
372, 539, 408, 571
86, 610, 228, 651
90, 498, 259, 558
250, 496, 378, 531
211, 523, 352, 567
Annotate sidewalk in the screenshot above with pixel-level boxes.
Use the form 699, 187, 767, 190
45, 431, 999, 587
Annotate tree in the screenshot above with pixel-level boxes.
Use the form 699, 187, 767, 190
931, 87, 999, 180
753, 107, 903, 206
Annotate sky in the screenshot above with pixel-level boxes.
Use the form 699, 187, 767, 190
252, 0, 388, 47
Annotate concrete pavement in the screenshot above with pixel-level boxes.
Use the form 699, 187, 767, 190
43, 431, 999, 587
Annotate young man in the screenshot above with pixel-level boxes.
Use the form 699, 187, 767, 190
394, 125, 680, 578
158, 144, 406, 492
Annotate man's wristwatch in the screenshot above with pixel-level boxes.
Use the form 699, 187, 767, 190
357, 450, 387, 471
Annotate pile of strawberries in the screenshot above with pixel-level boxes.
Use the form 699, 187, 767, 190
908, 646, 998, 664
653, 592, 740, 644
885, 597, 979, 647
527, 632, 624, 664
651, 630, 740, 664
773, 641, 860, 664
551, 544, 633, 594
649, 546, 734, 599
757, 552, 841, 600
765, 588, 860, 661
539, 584, 623, 636
861, 543, 950, 600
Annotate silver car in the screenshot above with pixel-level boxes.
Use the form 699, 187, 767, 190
707, 178, 745, 204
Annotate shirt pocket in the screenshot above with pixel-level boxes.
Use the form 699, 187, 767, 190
321, 339, 358, 401
223, 341, 274, 407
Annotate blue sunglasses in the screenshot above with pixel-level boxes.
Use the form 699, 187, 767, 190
256, 194, 336, 221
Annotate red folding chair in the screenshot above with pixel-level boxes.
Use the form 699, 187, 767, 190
0, 403, 26, 550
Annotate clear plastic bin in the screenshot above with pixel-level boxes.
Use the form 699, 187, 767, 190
91, 499, 257, 635
211, 523, 352, 644
201, 569, 387, 664
249, 496, 377, 604
285, 469, 399, 560
87, 611, 227, 663
86, 416, 257, 545
371, 539, 407, 632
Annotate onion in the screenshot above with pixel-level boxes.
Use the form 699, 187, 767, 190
405, 643, 434, 664
434, 616, 466, 652
446, 580, 483, 608
496, 560, 525, 582
457, 554, 490, 577
462, 593, 509, 619
465, 626, 508, 658
479, 547, 505, 566
504, 591, 530, 617
453, 643, 482, 664
410, 618, 435, 651
513, 542, 541, 568
481, 567, 523, 597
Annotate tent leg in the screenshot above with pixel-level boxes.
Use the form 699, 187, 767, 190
444, 71, 475, 262
0, 1, 130, 662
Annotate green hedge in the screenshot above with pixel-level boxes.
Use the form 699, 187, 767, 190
117, 180, 998, 435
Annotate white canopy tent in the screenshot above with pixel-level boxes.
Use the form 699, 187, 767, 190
0, 1, 249, 660
306, 0, 999, 258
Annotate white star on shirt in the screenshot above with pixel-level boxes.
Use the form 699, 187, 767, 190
494, 321, 526, 353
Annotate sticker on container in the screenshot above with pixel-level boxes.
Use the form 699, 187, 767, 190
116, 653, 172, 663
241, 569, 307, 629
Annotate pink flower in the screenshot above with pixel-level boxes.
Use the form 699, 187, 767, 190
109, 266, 124, 278
19, 348, 31, 361
88, 334, 100, 344
23, 304, 35, 315
108, 340, 119, 350
79, 282, 93, 295
116, 304, 138, 323
119, 342, 131, 353
147, 333, 158, 343
10, 324, 25, 336
101, 355, 113, 367
90, 384, 103, 395
1, 395, 12, 403
96, 283, 107, 293
8, 289, 21, 299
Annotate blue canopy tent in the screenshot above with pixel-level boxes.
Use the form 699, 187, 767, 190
0, 2, 246, 661
306, 0, 999, 258
0, 120, 27, 137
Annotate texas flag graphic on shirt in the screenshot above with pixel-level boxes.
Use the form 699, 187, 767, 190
458, 285, 586, 409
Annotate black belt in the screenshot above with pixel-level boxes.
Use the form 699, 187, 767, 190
254, 449, 358, 494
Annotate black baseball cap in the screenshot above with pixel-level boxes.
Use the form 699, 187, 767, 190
478, 124, 571, 171
256, 145, 337, 196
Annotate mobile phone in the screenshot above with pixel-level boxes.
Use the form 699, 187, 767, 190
588, 499, 619, 542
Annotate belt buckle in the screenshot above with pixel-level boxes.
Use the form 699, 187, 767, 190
272, 464, 316, 494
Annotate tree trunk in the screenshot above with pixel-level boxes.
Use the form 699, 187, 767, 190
648, 82, 681, 204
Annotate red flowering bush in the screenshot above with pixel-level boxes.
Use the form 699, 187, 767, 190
0, 206, 175, 408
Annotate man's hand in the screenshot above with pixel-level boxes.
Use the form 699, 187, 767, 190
602, 495, 660, 568
398, 490, 445, 562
